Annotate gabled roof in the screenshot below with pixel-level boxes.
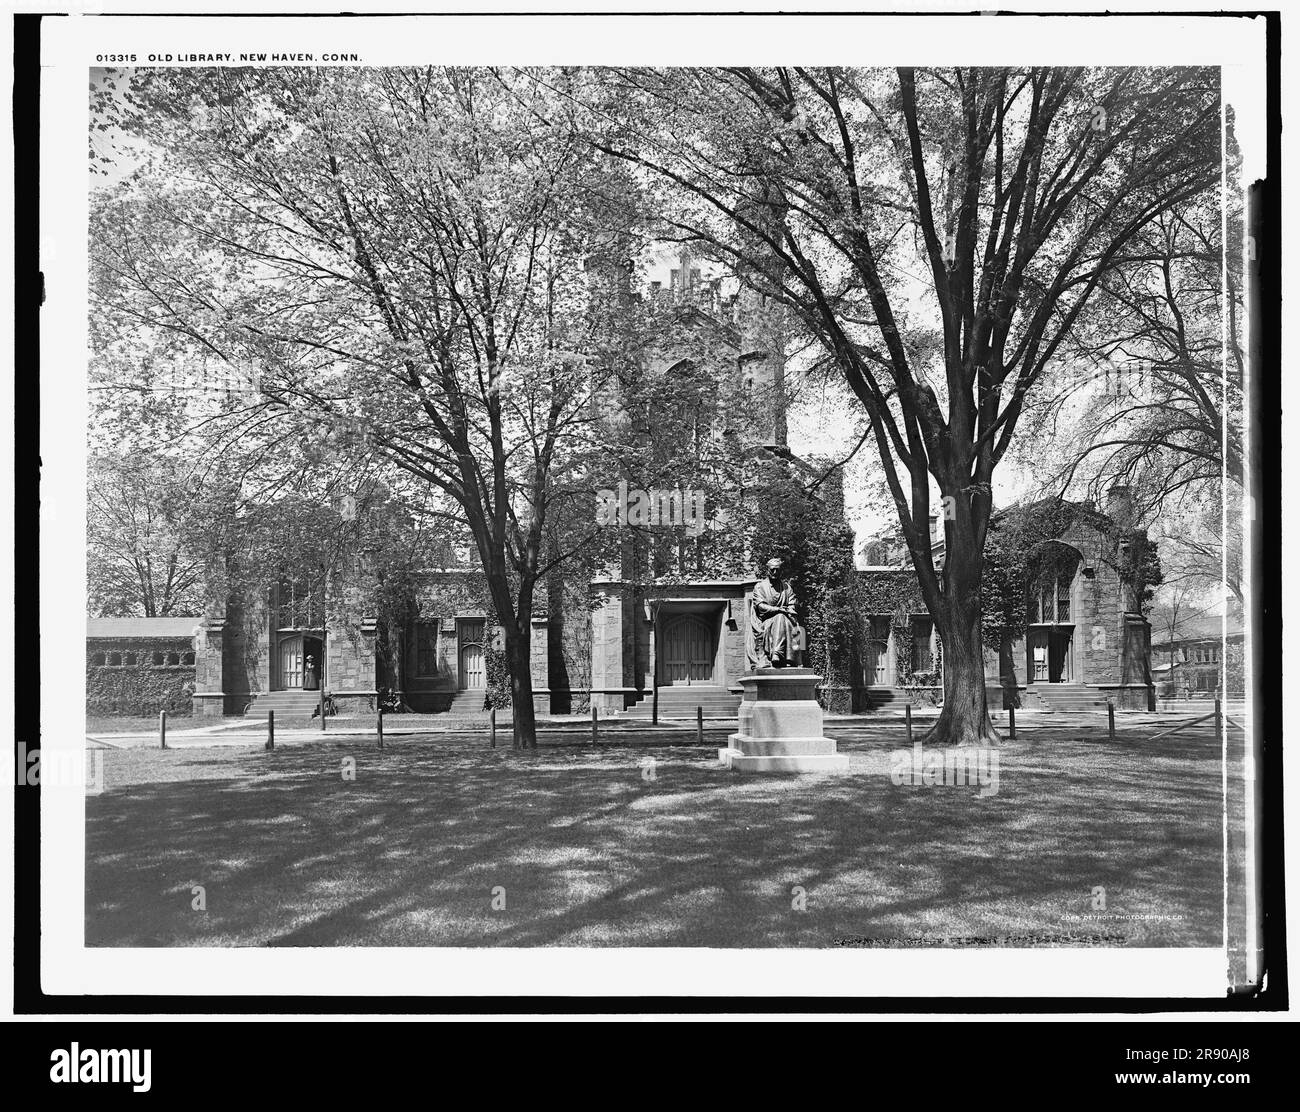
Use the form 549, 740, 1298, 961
1151, 612, 1246, 645
87, 616, 203, 639
988, 496, 1117, 536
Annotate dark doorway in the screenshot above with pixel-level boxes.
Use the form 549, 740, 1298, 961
303, 635, 324, 690
1028, 627, 1073, 683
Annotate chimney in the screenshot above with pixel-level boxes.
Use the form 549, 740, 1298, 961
1106, 484, 1133, 527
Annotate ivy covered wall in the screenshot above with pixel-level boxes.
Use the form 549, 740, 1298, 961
87, 637, 195, 716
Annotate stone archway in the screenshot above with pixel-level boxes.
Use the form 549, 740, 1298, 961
1024, 540, 1084, 684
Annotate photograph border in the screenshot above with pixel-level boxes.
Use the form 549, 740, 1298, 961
16, 4, 1287, 1015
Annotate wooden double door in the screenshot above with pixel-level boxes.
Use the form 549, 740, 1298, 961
659, 613, 717, 686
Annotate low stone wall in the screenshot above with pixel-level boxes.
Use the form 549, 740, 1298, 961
87, 637, 195, 716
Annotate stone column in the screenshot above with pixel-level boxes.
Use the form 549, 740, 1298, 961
221, 593, 258, 714
530, 614, 551, 715
590, 581, 628, 715
192, 613, 225, 718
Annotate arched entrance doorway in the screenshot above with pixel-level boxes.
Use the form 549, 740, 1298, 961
457, 618, 487, 690
277, 632, 324, 689
1025, 540, 1082, 684
865, 617, 890, 685
660, 614, 716, 685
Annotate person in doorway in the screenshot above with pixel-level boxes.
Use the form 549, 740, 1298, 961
304, 653, 319, 691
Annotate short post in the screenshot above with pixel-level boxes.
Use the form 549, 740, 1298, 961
489, 706, 497, 749
1215, 698, 1222, 732
266, 709, 275, 751
320, 684, 327, 732
1008, 704, 1016, 741
591, 704, 598, 745
696, 705, 704, 744
377, 705, 384, 750
905, 702, 913, 742
1107, 700, 1115, 740
159, 709, 167, 750
652, 685, 659, 727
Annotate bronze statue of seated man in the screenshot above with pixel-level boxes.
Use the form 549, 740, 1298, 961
749, 557, 804, 669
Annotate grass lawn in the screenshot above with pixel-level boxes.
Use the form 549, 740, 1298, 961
85, 726, 1241, 948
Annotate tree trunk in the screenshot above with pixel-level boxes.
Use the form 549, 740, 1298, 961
505, 629, 538, 750
923, 601, 1000, 746
918, 513, 1000, 746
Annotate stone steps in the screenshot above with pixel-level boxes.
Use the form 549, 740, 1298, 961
445, 690, 489, 716
860, 686, 904, 710
732, 736, 839, 757
245, 691, 324, 718
1030, 684, 1112, 713
620, 687, 741, 719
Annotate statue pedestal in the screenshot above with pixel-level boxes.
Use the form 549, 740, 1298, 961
719, 668, 849, 774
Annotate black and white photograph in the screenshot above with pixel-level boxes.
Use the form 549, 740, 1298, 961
19, 5, 1286, 1034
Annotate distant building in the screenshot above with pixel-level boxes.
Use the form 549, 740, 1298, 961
1150, 612, 1245, 699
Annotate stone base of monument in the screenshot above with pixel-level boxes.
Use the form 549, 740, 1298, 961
718, 668, 850, 774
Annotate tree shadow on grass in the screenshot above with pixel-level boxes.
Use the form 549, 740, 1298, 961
85, 733, 1230, 948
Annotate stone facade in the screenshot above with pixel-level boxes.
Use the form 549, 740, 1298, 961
327, 616, 378, 715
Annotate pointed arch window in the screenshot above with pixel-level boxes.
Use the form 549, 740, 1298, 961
276, 568, 325, 629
